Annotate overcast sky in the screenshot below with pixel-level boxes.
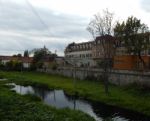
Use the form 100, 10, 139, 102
0, 0, 150, 56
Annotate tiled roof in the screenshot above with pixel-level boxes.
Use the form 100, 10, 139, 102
0, 56, 12, 60
0, 56, 33, 63
95, 35, 116, 41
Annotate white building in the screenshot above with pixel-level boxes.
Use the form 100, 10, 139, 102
64, 42, 96, 67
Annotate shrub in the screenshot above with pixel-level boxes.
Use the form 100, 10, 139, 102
5, 60, 23, 71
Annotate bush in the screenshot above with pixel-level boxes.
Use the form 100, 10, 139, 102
85, 75, 99, 81
52, 64, 58, 70
30, 62, 37, 71
36, 61, 44, 69
0, 62, 5, 70
5, 60, 23, 71
49, 62, 58, 70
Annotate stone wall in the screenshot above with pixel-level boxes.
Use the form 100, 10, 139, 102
37, 67, 150, 86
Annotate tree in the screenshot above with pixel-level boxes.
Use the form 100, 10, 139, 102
114, 16, 150, 69
32, 46, 55, 69
5, 60, 23, 71
33, 46, 51, 63
13, 53, 22, 57
0, 61, 5, 70
96, 35, 115, 94
87, 9, 114, 94
87, 9, 114, 38
24, 50, 29, 57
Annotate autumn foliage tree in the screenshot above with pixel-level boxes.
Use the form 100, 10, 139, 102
114, 16, 150, 69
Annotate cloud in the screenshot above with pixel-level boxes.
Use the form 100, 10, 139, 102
140, 0, 150, 12
0, 0, 91, 56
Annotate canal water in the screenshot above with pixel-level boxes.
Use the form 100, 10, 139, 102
8, 83, 150, 121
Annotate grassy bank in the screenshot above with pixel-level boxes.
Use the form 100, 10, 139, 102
0, 71, 150, 117
0, 80, 95, 121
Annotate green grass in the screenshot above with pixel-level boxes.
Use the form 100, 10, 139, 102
0, 80, 95, 121
0, 71, 150, 117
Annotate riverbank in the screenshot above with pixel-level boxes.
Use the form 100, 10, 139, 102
0, 71, 150, 117
0, 79, 95, 121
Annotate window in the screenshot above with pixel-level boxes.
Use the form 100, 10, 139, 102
86, 44, 89, 49
80, 54, 82, 58
80, 45, 82, 49
141, 51, 145, 55
83, 45, 85, 49
89, 54, 92, 57
148, 49, 150, 55
86, 54, 89, 58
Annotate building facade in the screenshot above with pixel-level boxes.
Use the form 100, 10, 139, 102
64, 35, 116, 67
64, 41, 96, 67
65, 34, 150, 71
92, 35, 116, 60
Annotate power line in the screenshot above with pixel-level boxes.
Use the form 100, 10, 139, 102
0, 49, 25, 52
0, 0, 64, 55
25, 0, 66, 52
25, 0, 52, 37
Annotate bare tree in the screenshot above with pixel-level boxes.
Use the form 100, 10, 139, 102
98, 36, 115, 94
87, 9, 115, 94
87, 9, 114, 38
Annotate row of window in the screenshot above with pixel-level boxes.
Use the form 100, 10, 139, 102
66, 53, 92, 58
69, 43, 92, 51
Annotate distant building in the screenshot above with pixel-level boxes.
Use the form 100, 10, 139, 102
21, 57, 33, 68
0, 56, 12, 65
55, 56, 65, 66
0, 56, 33, 68
65, 34, 150, 70
40, 55, 57, 69
64, 41, 95, 67
64, 35, 116, 67
92, 35, 116, 59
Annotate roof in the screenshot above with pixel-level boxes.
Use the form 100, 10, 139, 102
66, 41, 93, 49
95, 35, 116, 41
0, 56, 33, 63
20, 57, 33, 63
0, 56, 12, 60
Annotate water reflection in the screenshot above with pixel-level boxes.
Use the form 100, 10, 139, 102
0, 78, 7, 81
8, 83, 150, 121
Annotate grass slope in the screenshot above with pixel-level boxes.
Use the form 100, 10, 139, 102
0, 71, 150, 116
0, 81, 95, 121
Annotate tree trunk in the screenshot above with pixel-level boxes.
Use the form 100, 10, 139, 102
104, 75, 109, 94
103, 61, 109, 94
138, 52, 146, 70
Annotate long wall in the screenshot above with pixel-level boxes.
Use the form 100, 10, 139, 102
38, 67, 150, 86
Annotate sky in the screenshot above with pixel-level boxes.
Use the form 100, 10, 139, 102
0, 0, 150, 56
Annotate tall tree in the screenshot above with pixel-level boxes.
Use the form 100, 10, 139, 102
33, 46, 51, 63
24, 50, 29, 57
87, 9, 114, 38
87, 9, 114, 94
13, 54, 22, 57
32, 46, 56, 69
114, 16, 150, 69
